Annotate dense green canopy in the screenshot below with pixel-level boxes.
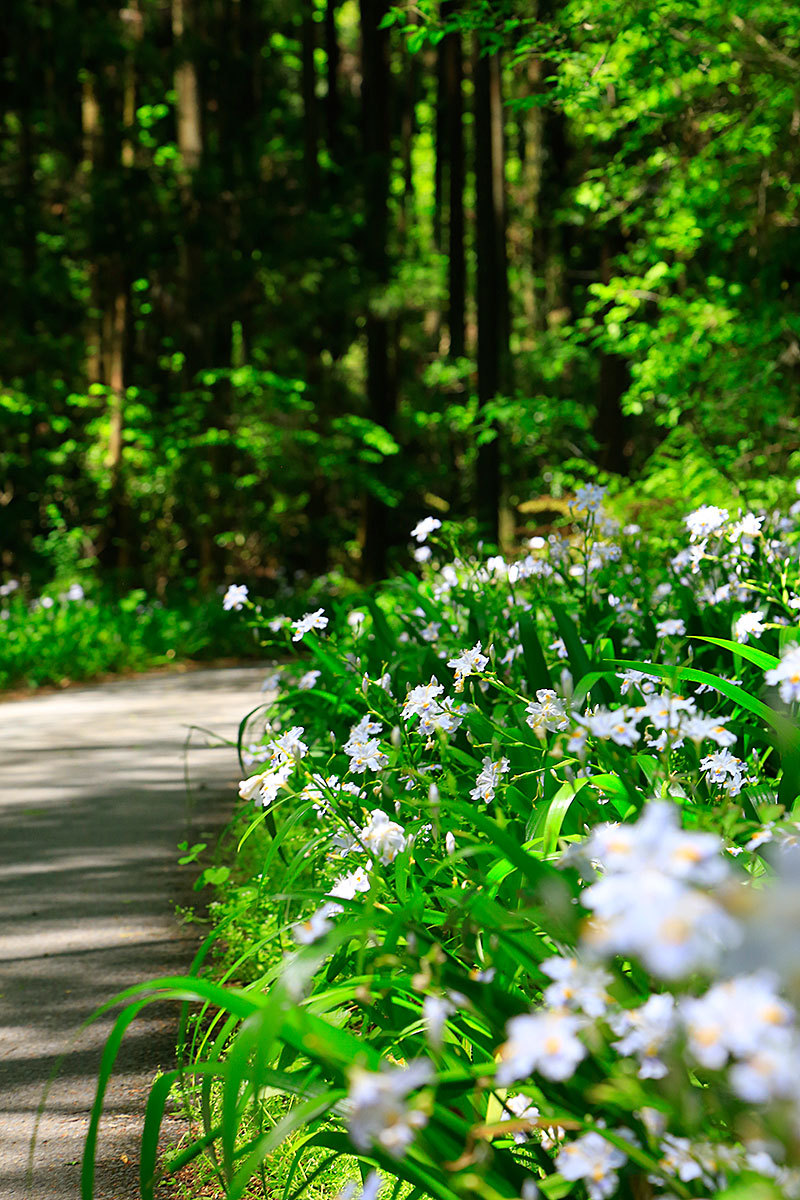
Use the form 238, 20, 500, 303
2, 0, 799, 591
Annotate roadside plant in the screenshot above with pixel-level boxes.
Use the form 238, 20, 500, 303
84, 487, 800, 1200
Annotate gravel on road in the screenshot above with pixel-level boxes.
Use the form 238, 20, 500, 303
0, 666, 268, 1200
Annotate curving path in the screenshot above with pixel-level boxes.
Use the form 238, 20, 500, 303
0, 666, 268, 1199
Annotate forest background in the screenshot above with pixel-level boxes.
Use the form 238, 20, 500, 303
3, 0, 800, 600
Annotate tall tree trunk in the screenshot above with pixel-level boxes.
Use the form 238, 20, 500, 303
360, 0, 393, 581
81, 32, 132, 575
105, 280, 129, 571
531, 1, 572, 330
81, 75, 102, 385
121, 0, 143, 168
434, 32, 447, 252
172, 0, 203, 171
474, 40, 509, 544
517, 54, 542, 329
442, 2, 465, 357
489, 50, 511, 381
18, 64, 37, 340
303, 0, 328, 573
324, 0, 341, 161
398, 45, 418, 243
596, 235, 632, 474
301, 0, 319, 196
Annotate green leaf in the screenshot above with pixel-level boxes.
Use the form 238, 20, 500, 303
692, 635, 779, 670
519, 612, 553, 692
541, 779, 586, 855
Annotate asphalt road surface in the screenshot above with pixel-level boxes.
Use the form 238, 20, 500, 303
0, 666, 269, 1199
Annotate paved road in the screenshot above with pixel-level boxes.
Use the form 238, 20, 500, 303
0, 666, 269, 1199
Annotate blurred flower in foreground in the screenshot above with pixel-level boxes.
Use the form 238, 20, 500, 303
556, 1131, 627, 1200
347, 1061, 432, 1158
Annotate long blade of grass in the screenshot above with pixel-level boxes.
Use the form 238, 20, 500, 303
691, 635, 779, 670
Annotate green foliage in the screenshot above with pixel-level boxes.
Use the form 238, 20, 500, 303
85, 490, 800, 1199
0, 586, 254, 691
5, 0, 800, 591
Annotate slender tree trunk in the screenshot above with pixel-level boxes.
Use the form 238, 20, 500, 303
81, 39, 131, 574
519, 54, 542, 328
172, 0, 203, 171
18, 76, 37, 340
442, 3, 465, 357
81, 75, 102, 385
324, 0, 341, 160
121, 0, 143, 168
106, 292, 126, 461
360, 0, 393, 580
398, 47, 418, 243
171, 0, 203, 367
473, 39, 509, 544
596, 236, 632, 474
303, 0, 328, 573
531, 1, 572, 329
489, 50, 511, 384
301, 0, 319, 196
434, 33, 447, 252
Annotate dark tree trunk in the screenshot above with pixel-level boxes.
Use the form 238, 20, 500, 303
531, 0, 572, 329
442, 0, 465, 357
474, 40, 509, 544
301, 0, 319, 196
398, 43, 418, 243
434, 32, 447, 251
360, 0, 394, 580
596, 236, 632, 474
324, 0, 341, 160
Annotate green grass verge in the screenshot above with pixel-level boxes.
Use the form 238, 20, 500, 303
0, 588, 259, 691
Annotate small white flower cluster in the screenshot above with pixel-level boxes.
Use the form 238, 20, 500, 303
470, 756, 509, 804
344, 715, 388, 774
291, 607, 329, 642
499, 1092, 540, 1144
616, 666, 659, 696
327, 864, 371, 911
447, 641, 489, 691
360, 808, 408, 864
497, 1008, 587, 1085
682, 973, 797, 1103
300, 772, 363, 820
347, 1061, 432, 1158
541, 955, 611, 1017
525, 688, 569, 736
571, 483, 607, 516
223, 582, 249, 610
401, 678, 467, 743
655, 617, 685, 638
569, 691, 736, 760
609, 993, 675, 1079
685, 504, 729, 541
733, 609, 767, 643
556, 1130, 627, 1200
699, 747, 748, 794
411, 516, 441, 543
765, 643, 800, 703
580, 801, 737, 978
238, 724, 308, 808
